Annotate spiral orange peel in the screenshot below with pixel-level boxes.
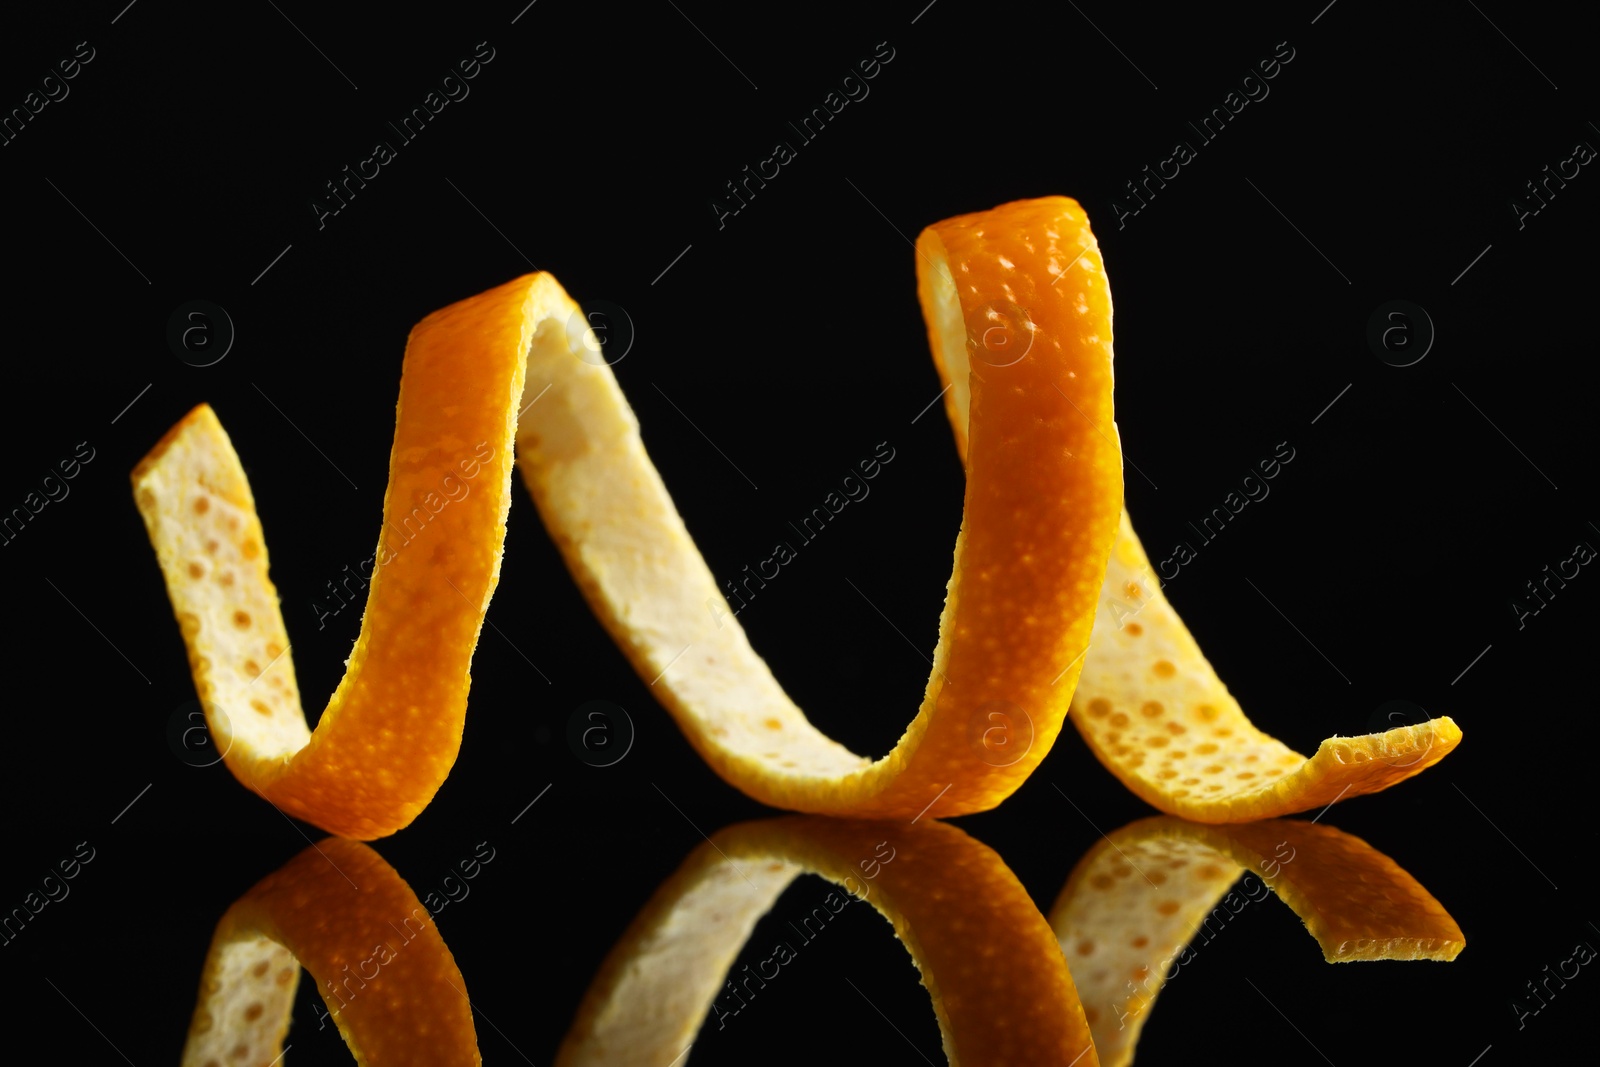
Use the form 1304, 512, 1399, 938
136, 193, 1457, 833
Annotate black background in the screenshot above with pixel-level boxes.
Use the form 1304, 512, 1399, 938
1, 1, 1594, 1063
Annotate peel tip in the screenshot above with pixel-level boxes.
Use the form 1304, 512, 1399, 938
1428, 714, 1463, 742
925, 194, 1091, 241
131, 402, 222, 486
1324, 936, 1467, 963
411, 271, 551, 337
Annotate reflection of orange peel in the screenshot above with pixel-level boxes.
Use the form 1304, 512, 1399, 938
556, 816, 1096, 1066
180, 838, 479, 1066
1049, 816, 1464, 1067
519, 196, 1122, 817
133, 276, 583, 838
918, 203, 1460, 821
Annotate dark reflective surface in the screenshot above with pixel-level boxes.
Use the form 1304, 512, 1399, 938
3, 2, 1593, 1063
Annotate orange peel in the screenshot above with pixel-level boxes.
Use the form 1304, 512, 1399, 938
134, 275, 584, 838
136, 192, 1454, 832
517, 195, 1122, 817
916, 205, 1460, 820
180, 837, 479, 1066
1049, 816, 1465, 1067
556, 815, 1096, 1066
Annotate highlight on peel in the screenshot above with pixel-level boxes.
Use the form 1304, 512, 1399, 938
1067, 514, 1461, 821
133, 275, 583, 838
1050, 816, 1464, 1067
181, 838, 479, 1066
518, 195, 1122, 818
556, 816, 1096, 1067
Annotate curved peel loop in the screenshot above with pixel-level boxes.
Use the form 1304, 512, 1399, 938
180, 838, 479, 1066
1049, 816, 1464, 1067
134, 275, 581, 838
517, 195, 1122, 817
556, 816, 1096, 1066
